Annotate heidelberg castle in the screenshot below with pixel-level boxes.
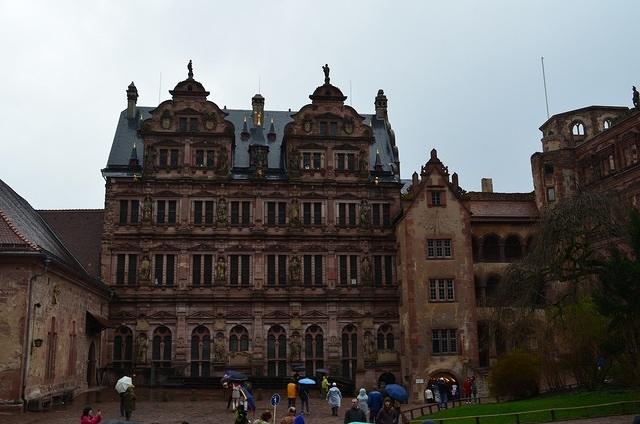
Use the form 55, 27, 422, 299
1, 62, 639, 408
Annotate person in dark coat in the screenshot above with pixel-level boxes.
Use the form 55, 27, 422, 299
344, 398, 367, 424
375, 397, 398, 424
367, 389, 383, 423
122, 386, 136, 421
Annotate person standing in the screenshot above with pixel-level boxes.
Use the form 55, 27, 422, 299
321, 376, 329, 399
356, 388, 369, 417
122, 385, 136, 421
344, 398, 367, 424
287, 379, 298, 408
367, 389, 382, 423
451, 382, 458, 401
424, 386, 434, 404
299, 384, 310, 415
462, 378, 471, 403
80, 407, 102, 424
327, 382, 342, 416
254, 410, 272, 424
374, 398, 398, 424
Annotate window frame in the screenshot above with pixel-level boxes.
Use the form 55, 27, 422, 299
428, 278, 455, 302
426, 239, 453, 259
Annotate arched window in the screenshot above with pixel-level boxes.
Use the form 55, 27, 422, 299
504, 235, 522, 261
483, 234, 501, 262
486, 275, 501, 306
572, 121, 585, 136
267, 325, 287, 377
341, 324, 357, 379
304, 325, 324, 375
152, 326, 172, 368
377, 324, 395, 350
113, 326, 133, 369
229, 325, 250, 352
603, 119, 612, 130
190, 326, 211, 377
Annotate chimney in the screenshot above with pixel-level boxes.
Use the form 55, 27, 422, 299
452, 172, 459, 188
412, 171, 419, 190
375, 89, 388, 120
126, 82, 138, 119
252, 94, 265, 127
481, 178, 493, 193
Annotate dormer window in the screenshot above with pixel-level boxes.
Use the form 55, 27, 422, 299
572, 122, 585, 136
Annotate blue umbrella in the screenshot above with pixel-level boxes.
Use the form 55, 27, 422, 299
226, 370, 249, 381
298, 377, 316, 385
385, 384, 408, 402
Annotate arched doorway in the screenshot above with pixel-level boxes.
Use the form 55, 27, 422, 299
427, 371, 459, 395
378, 372, 396, 387
86, 342, 96, 387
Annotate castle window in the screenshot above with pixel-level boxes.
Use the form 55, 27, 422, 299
603, 119, 612, 129
113, 326, 133, 369
156, 200, 177, 224
152, 326, 172, 368
266, 254, 287, 286
544, 163, 554, 176
373, 255, 394, 286
190, 326, 210, 377
179, 117, 188, 131
115, 253, 138, 286
267, 326, 287, 377
154, 254, 175, 286
265, 201, 287, 226
192, 254, 213, 287
377, 324, 395, 350
195, 149, 215, 167
305, 325, 324, 376
428, 190, 445, 206
229, 325, 250, 352
190, 118, 199, 132
301, 151, 323, 170
193, 200, 214, 225
429, 279, 455, 302
341, 325, 358, 379
546, 187, 556, 202
432, 329, 457, 355
426, 239, 452, 259
119, 199, 140, 224
335, 152, 356, 171
337, 202, 357, 226
338, 254, 359, 285
158, 149, 180, 168
229, 255, 251, 286
230, 201, 252, 225
505, 235, 523, 261
572, 121, 585, 136
302, 202, 323, 225
371, 203, 391, 227
303, 254, 323, 286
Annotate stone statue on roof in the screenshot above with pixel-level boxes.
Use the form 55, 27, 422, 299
188, 60, 193, 79
634, 86, 639, 109
322, 64, 330, 84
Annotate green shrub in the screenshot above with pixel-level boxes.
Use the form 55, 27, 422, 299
489, 350, 541, 399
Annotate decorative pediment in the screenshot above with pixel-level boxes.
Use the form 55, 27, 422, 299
334, 193, 361, 200
149, 310, 177, 320
263, 191, 287, 198
263, 310, 292, 320
228, 191, 255, 199
151, 139, 182, 147
153, 242, 180, 251
111, 243, 141, 252
155, 190, 181, 197
187, 310, 215, 319
226, 243, 254, 252
300, 191, 324, 200
191, 190, 215, 197
298, 142, 326, 150
302, 310, 328, 319
188, 243, 215, 252
265, 244, 291, 252
175, 106, 203, 115
226, 310, 252, 319
338, 309, 364, 319
110, 310, 136, 320
303, 244, 327, 252
333, 143, 360, 151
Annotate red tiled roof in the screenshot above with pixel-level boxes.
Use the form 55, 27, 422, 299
38, 209, 104, 278
0, 211, 32, 248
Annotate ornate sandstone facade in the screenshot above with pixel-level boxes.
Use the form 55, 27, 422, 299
100, 64, 402, 388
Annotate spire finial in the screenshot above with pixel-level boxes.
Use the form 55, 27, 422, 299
187, 60, 193, 79
322, 64, 330, 84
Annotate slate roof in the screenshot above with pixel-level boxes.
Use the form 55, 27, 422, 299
38, 209, 104, 278
0, 179, 97, 281
103, 106, 400, 182
464, 191, 539, 219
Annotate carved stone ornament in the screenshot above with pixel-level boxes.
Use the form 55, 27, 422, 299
289, 255, 301, 283
303, 120, 313, 133
139, 255, 151, 281
343, 118, 354, 135
161, 111, 172, 129
142, 196, 153, 224
217, 198, 228, 224
215, 256, 227, 282
205, 114, 217, 130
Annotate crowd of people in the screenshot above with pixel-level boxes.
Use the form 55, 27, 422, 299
423, 376, 478, 409
77, 373, 410, 424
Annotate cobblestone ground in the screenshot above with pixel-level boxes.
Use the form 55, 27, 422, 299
0, 389, 636, 424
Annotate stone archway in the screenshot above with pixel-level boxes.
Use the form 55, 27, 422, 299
378, 372, 396, 387
427, 371, 459, 397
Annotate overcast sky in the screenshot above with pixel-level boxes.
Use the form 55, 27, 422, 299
1, 0, 639, 209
